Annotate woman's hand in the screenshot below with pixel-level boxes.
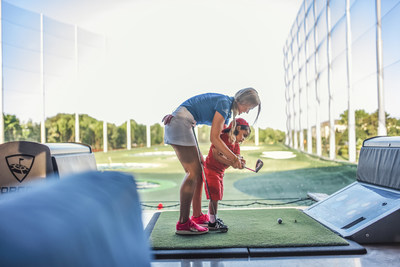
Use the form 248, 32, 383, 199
162, 114, 174, 125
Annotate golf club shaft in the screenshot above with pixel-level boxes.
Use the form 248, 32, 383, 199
244, 166, 256, 172
192, 127, 217, 218
221, 153, 258, 173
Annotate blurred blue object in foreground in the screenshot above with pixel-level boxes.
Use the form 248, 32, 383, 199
0, 171, 151, 267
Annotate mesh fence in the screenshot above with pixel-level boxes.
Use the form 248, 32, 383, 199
284, 0, 400, 161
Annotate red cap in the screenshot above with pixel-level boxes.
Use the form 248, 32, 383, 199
227, 118, 249, 130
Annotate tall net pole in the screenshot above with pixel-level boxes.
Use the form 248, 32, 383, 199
304, 1, 312, 154
40, 13, 46, 144
346, 0, 356, 162
376, 0, 386, 136
313, 0, 322, 156
127, 119, 131, 150
103, 121, 108, 152
290, 32, 298, 149
296, 18, 304, 151
0, 1, 3, 144
326, 0, 335, 159
75, 25, 80, 143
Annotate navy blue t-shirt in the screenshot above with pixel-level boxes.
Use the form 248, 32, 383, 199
180, 93, 234, 125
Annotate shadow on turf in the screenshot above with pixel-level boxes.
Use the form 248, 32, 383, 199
234, 166, 357, 199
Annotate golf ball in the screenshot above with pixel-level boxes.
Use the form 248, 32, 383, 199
277, 218, 282, 224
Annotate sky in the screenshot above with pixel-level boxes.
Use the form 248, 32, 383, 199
7, 0, 303, 130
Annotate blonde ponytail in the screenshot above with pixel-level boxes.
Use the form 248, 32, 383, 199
229, 101, 239, 143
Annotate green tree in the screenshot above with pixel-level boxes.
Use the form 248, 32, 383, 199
46, 113, 75, 143
151, 123, 164, 145
21, 120, 41, 142
387, 116, 400, 136
257, 127, 285, 144
4, 114, 22, 141
108, 122, 126, 149
79, 114, 103, 150
337, 109, 400, 159
131, 120, 146, 146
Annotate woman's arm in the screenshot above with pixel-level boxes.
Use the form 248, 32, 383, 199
210, 112, 243, 169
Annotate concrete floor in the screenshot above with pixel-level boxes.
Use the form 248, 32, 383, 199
151, 244, 400, 266
144, 211, 400, 267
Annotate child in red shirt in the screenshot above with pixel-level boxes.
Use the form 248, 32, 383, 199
198, 118, 250, 231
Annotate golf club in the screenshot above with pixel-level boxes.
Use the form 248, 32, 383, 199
244, 159, 264, 173
218, 152, 263, 173
192, 127, 228, 233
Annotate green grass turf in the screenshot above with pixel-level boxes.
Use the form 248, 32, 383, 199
94, 144, 357, 206
150, 209, 349, 249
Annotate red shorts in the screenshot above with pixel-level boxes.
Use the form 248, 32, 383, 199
203, 168, 224, 201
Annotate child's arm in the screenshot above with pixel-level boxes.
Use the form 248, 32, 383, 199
212, 148, 233, 166
212, 148, 246, 167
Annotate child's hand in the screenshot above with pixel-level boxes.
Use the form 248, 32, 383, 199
240, 158, 246, 168
232, 156, 243, 169
238, 155, 246, 169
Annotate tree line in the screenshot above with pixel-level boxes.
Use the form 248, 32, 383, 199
4, 113, 161, 151
4, 113, 285, 151
305, 109, 400, 160
334, 109, 400, 159
6, 110, 398, 156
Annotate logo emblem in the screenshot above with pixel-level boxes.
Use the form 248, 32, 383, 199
6, 154, 35, 183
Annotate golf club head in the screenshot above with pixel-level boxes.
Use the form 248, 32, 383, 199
255, 159, 264, 173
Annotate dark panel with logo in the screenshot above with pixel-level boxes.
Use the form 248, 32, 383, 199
0, 141, 53, 193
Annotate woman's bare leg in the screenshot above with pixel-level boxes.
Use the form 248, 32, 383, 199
171, 144, 202, 223
192, 169, 203, 217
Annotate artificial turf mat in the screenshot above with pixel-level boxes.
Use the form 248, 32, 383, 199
150, 208, 349, 250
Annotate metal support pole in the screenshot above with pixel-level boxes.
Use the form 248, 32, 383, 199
313, 0, 322, 156
326, 0, 335, 159
0, 1, 2, 144
296, 19, 304, 151
346, 0, 356, 162
146, 124, 151, 148
127, 119, 131, 150
285, 87, 292, 146
103, 121, 108, 152
283, 45, 291, 146
376, 0, 386, 136
304, 1, 312, 154
290, 35, 298, 149
75, 25, 80, 142
40, 14, 45, 143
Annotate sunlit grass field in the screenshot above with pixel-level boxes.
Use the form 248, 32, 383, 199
94, 143, 357, 209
